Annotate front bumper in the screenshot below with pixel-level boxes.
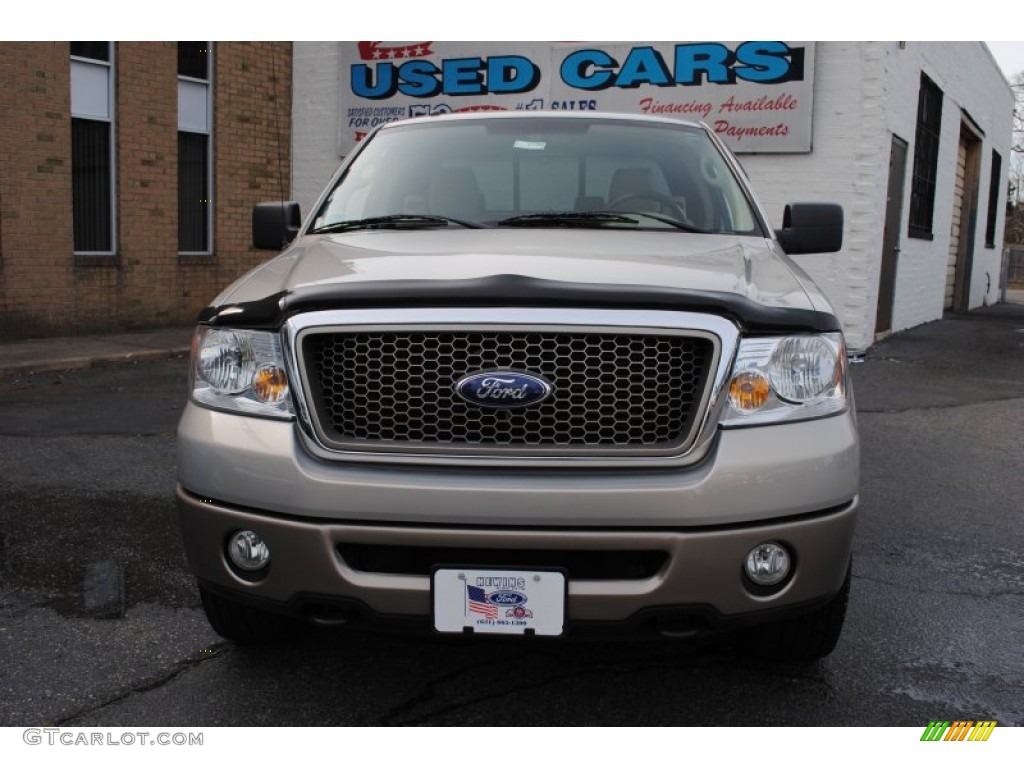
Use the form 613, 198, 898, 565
176, 405, 858, 629
178, 488, 855, 629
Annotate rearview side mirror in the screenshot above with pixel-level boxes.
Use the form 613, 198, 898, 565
775, 203, 843, 254
252, 201, 301, 251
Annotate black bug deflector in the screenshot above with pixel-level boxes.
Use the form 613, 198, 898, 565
196, 274, 842, 334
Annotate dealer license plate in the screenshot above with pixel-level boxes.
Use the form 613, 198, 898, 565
432, 568, 566, 636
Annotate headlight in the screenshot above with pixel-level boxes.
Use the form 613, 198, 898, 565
768, 335, 838, 403
197, 329, 255, 394
720, 332, 847, 426
190, 327, 294, 419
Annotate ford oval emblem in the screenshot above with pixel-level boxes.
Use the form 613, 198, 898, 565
487, 590, 528, 606
455, 371, 553, 408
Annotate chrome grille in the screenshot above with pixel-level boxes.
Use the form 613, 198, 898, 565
301, 329, 714, 454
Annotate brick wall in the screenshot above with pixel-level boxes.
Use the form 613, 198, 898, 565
0, 42, 74, 337
0, 41, 292, 340
198, 41, 293, 315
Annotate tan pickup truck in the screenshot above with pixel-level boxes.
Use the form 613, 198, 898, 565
176, 111, 857, 660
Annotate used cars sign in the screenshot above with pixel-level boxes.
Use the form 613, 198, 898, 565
340, 41, 815, 154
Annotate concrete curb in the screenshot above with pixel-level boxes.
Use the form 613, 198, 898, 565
0, 327, 193, 379
0, 347, 191, 378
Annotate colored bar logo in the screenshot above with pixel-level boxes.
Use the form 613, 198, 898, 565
920, 721, 997, 741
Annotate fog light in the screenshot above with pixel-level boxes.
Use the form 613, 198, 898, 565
745, 542, 791, 586
228, 530, 270, 571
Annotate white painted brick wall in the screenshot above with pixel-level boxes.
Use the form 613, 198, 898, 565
745, 42, 1013, 349
292, 42, 344, 218
742, 42, 889, 351
883, 42, 1014, 333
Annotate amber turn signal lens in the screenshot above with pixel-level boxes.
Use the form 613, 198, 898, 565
728, 371, 770, 411
252, 365, 288, 403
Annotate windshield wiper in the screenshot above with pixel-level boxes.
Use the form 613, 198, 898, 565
310, 214, 484, 234
496, 211, 712, 232
608, 211, 712, 234
496, 212, 640, 228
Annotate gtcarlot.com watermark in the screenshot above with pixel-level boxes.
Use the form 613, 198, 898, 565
23, 728, 203, 747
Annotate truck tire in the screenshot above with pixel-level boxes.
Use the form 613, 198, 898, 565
747, 560, 851, 662
199, 586, 303, 645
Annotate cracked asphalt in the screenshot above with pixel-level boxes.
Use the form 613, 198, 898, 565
1, 304, 1021, 726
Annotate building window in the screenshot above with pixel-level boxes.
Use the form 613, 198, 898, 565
178, 42, 212, 254
71, 42, 115, 254
985, 151, 1002, 248
908, 74, 943, 240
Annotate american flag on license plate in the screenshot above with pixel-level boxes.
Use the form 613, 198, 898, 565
466, 585, 498, 619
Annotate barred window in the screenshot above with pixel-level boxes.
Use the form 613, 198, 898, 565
908, 74, 943, 239
70, 42, 115, 254
178, 42, 212, 254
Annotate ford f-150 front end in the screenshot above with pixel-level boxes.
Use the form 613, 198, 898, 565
176, 112, 857, 660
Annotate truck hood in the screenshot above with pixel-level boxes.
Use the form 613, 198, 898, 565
221, 229, 822, 309
204, 229, 839, 333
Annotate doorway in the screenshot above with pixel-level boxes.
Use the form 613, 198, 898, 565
876, 135, 908, 336
945, 122, 982, 312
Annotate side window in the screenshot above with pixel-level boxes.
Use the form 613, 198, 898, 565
70, 42, 115, 255
696, 143, 757, 233
985, 151, 1001, 248
178, 42, 213, 254
318, 163, 376, 223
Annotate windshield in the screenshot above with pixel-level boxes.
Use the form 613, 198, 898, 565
311, 116, 764, 235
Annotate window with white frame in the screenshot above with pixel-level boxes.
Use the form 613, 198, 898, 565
178, 42, 212, 254
71, 42, 115, 254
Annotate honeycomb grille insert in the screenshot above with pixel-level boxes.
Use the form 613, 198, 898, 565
302, 330, 714, 452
